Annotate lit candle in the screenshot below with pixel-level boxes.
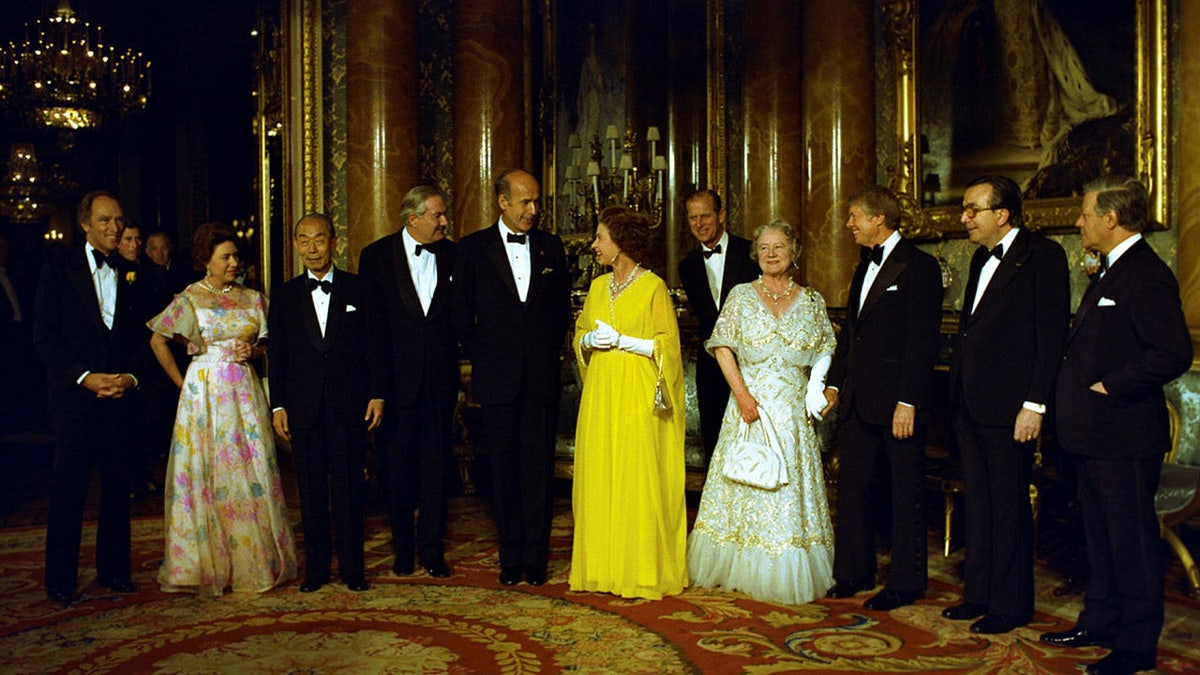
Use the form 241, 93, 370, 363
646, 126, 660, 160
606, 125, 620, 168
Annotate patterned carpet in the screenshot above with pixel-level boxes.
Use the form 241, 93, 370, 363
2, 497, 1198, 673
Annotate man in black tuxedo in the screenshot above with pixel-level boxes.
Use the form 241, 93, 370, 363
677, 189, 759, 459
942, 175, 1069, 634
1039, 178, 1191, 675
822, 184, 943, 611
269, 213, 386, 592
451, 168, 571, 587
33, 190, 145, 603
359, 186, 459, 579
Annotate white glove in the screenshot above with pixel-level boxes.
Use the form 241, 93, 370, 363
617, 334, 655, 357
593, 320, 620, 349
806, 354, 832, 419
579, 330, 607, 351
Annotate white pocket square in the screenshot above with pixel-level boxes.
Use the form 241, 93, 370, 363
1097, 297, 1116, 307
346, 304, 358, 312
886, 284, 899, 291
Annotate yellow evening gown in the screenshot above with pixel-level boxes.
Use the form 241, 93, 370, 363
568, 270, 688, 599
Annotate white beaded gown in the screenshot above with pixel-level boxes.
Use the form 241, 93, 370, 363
686, 282, 836, 605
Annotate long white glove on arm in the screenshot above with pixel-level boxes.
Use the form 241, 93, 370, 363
617, 334, 655, 357
806, 353, 832, 418
592, 320, 620, 348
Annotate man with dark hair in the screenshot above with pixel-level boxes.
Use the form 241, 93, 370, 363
677, 189, 758, 459
1040, 177, 1191, 675
33, 190, 145, 603
359, 185, 459, 579
269, 213, 386, 592
452, 168, 571, 586
822, 184, 943, 611
943, 175, 1069, 634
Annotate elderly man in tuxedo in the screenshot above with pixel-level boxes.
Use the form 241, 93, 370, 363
822, 184, 943, 611
1039, 178, 1191, 675
33, 190, 145, 603
677, 189, 759, 459
452, 168, 571, 587
359, 186, 458, 579
269, 213, 385, 592
942, 175, 1069, 634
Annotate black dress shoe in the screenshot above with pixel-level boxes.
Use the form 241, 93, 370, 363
525, 568, 547, 586
863, 589, 921, 611
299, 578, 327, 593
1040, 626, 1114, 649
97, 577, 137, 593
499, 569, 522, 586
1083, 649, 1156, 675
422, 561, 452, 578
393, 560, 414, 576
344, 579, 370, 592
826, 580, 872, 599
46, 586, 76, 604
942, 602, 988, 621
970, 615, 1028, 634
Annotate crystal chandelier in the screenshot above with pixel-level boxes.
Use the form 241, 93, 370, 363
0, 144, 49, 222
0, 0, 151, 129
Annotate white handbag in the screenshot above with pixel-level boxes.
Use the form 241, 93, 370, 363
721, 405, 790, 490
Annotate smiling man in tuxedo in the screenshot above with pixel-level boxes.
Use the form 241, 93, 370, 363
452, 168, 571, 587
1039, 178, 1191, 675
359, 185, 459, 579
33, 190, 145, 603
677, 189, 758, 460
269, 213, 386, 593
943, 175, 1069, 634
822, 184, 943, 612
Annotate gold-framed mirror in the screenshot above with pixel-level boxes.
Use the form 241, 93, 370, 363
882, 0, 1168, 238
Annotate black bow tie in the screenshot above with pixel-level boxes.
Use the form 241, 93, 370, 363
414, 244, 426, 256
1088, 254, 1109, 281
869, 245, 885, 266
702, 244, 722, 259
506, 232, 527, 245
306, 277, 333, 294
91, 248, 118, 269
989, 244, 1004, 261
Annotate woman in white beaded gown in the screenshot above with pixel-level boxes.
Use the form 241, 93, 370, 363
686, 219, 836, 605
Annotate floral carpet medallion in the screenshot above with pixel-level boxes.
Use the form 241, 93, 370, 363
2, 497, 1198, 673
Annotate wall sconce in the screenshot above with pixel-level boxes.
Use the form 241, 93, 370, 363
563, 123, 666, 230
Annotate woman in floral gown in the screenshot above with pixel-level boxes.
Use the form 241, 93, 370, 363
687, 220, 836, 605
569, 206, 688, 600
148, 222, 296, 595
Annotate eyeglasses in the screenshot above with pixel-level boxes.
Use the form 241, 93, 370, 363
961, 205, 998, 219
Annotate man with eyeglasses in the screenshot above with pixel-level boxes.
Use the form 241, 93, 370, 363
942, 175, 1069, 634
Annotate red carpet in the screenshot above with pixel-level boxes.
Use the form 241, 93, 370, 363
2, 497, 1197, 673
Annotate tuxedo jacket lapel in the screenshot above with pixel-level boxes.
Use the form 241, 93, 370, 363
858, 251, 907, 322
389, 236, 425, 317
966, 229, 1031, 324
298, 285, 326, 349
427, 244, 453, 316
1068, 242, 1141, 340
67, 249, 107, 335
484, 228, 521, 301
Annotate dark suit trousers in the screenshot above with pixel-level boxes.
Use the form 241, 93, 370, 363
695, 351, 729, 459
1075, 454, 1164, 653
385, 394, 455, 566
291, 406, 366, 583
481, 402, 557, 571
45, 400, 133, 591
834, 406, 928, 593
952, 408, 1034, 619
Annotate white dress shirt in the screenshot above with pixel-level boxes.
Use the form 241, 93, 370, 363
702, 230, 730, 309
403, 228, 437, 315
498, 219, 531, 302
308, 268, 334, 336
86, 242, 117, 330
970, 226, 1019, 313
859, 230, 901, 312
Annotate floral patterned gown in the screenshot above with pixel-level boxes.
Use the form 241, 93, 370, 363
148, 282, 297, 595
686, 283, 836, 605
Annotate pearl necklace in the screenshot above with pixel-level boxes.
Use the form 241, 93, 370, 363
201, 278, 233, 294
758, 276, 795, 302
609, 263, 641, 298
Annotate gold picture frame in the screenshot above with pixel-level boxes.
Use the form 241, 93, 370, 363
883, 0, 1168, 238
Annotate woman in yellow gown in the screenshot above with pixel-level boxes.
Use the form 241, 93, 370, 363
568, 206, 688, 600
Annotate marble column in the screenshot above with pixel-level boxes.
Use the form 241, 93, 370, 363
1178, 0, 1200, 345
453, 0, 529, 236
742, 0, 803, 262
800, 0, 875, 306
345, 0, 419, 268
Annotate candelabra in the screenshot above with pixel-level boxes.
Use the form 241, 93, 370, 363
563, 123, 666, 229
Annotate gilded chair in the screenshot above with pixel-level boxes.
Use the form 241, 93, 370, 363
1156, 398, 1200, 597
